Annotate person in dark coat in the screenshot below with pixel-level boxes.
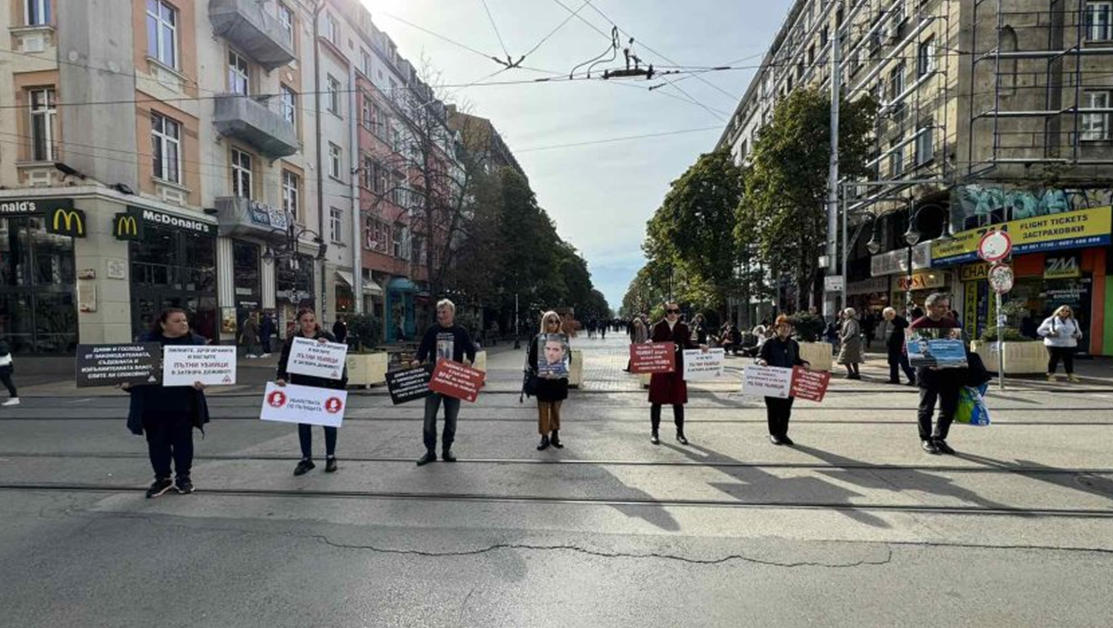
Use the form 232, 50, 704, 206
123, 308, 210, 498
757, 314, 811, 446
528, 311, 570, 451
883, 306, 916, 385
277, 308, 348, 476
0, 335, 19, 406
647, 302, 705, 445
413, 299, 476, 466
332, 315, 348, 345
910, 293, 963, 456
259, 311, 276, 357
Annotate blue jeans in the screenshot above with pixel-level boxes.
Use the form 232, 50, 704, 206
423, 393, 461, 453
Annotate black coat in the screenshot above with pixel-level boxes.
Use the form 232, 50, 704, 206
276, 329, 348, 390
126, 332, 211, 436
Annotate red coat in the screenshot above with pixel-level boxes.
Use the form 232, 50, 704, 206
648, 320, 696, 405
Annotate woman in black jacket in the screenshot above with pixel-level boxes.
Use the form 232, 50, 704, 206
124, 308, 210, 498
276, 308, 348, 476
757, 314, 811, 446
528, 311, 570, 451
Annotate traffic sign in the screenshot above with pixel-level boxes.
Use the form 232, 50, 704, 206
987, 263, 1014, 294
977, 229, 1012, 263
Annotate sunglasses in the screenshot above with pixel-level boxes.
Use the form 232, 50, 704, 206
666, 309, 681, 314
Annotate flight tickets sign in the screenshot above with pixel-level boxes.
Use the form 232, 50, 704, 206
932, 206, 1112, 266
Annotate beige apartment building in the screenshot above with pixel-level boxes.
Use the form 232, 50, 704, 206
719, 0, 1113, 355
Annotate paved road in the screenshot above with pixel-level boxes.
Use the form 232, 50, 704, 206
2, 335, 1111, 627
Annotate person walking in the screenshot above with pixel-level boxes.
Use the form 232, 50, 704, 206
332, 315, 349, 345
414, 299, 476, 466
599, 320, 607, 340
883, 307, 916, 385
692, 314, 708, 345
837, 308, 863, 379
240, 312, 260, 359
259, 310, 276, 358
647, 302, 705, 445
911, 293, 963, 455
0, 336, 19, 406
624, 316, 649, 372
276, 308, 347, 476
528, 311, 570, 451
1038, 306, 1084, 382
757, 315, 811, 446
124, 308, 209, 498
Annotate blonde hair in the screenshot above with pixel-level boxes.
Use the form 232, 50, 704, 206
843, 307, 857, 318
1052, 305, 1074, 318
436, 299, 456, 313
882, 307, 896, 317
539, 310, 561, 334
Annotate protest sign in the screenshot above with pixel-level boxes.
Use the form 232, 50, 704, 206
260, 382, 347, 428
163, 345, 237, 387
536, 333, 571, 379
629, 342, 676, 374
905, 329, 967, 368
286, 336, 348, 380
75, 343, 161, 388
682, 348, 725, 380
741, 364, 792, 398
385, 364, 434, 405
429, 359, 485, 402
790, 367, 831, 402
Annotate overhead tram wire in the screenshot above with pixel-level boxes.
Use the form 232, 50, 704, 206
480, 0, 514, 63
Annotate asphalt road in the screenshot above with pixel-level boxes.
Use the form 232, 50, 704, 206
1, 337, 1111, 627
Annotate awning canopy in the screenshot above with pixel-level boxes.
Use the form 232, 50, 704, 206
335, 270, 354, 288
363, 277, 383, 296
387, 277, 418, 293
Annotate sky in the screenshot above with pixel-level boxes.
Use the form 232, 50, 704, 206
361, 0, 794, 310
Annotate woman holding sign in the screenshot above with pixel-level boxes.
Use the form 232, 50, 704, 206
757, 315, 811, 446
648, 302, 705, 445
276, 309, 347, 475
124, 308, 209, 498
528, 311, 571, 451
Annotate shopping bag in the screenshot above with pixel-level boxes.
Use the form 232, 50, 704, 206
954, 384, 991, 426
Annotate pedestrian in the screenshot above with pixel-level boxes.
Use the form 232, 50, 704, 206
123, 308, 209, 498
240, 311, 260, 359
276, 308, 347, 476
0, 335, 19, 406
528, 311, 570, 451
1038, 306, 1083, 382
647, 301, 706, 445
837, 308, 863, 379
413, 299, 476, 466
692, 314, 708, 345
910, 293, 963, 455
332, 315, 349, 345
757, 315, 811, 446
599, 320, 607, 340
882, 307, 916, 385
259, 310, 276, 358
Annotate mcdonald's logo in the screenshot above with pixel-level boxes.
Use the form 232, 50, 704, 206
46, 207, 86, 238
113, 212, 143, 241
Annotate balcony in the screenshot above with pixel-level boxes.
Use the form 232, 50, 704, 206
213, 95, 299, 158
209, 0, 295, 71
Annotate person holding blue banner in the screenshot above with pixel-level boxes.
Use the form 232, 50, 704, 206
757, 315, 811, 446
909, 294, 963, 455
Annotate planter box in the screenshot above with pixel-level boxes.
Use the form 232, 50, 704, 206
798, 341, 833, 372
971, 340, 1047, 375
346, 352, 388, 388
473, 350, 488, 373
569, 349, 584, 388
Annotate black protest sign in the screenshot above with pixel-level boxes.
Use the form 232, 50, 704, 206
75, 343, 161, 388
385, 365, 434, 405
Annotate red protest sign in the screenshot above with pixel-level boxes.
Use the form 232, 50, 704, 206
790, 367, 831, 402
429, 359, 486, 403
629, 342, 676, 374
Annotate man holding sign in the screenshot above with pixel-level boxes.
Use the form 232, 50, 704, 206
647, 302, 707, 445
413, 299, 476, 466
756, 315, 812, 446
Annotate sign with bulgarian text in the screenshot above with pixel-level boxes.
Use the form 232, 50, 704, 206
74, 343, 161, 388
682, 348, 725, 380
287, 337, 348, 380
260, 382, 347, 428
932, 206, 1112, 266
790, 367, 831, 402
429, 359, 485, 402
742, 365, 831, 401
385, 364, 434, 405
629, 342, 676, 374
163, 345, 237, 387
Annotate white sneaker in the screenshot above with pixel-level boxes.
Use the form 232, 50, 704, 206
246, 354, 257, 359
261, 353, 271, 358
2, 398, 20, 406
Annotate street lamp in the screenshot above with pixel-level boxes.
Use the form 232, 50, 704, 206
902, 202, 952, 314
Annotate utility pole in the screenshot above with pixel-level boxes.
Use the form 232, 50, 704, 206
824, 21, 842, 319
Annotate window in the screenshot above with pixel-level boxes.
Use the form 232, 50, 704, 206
888, 61, 906, 101
917, 37, 936, 78
231, 148, 252, 198
361, 49, 372, 76
329, 207, 343, 243
282, 171, 300, 221
1086, 2, 1112, 41
146, 0, 177, 68
915, 125, 934, 165
228, 50, 250, 96
411, 235, 423, 264
1082, 90, 1111, 141
389, 78, 399, 102
325, 13, 339, 45
280, 85, 296, 125
277, 3, 295, 44
889, 140, 904, 177
373, 104, 385, 136
361, 156, 374, 190
151, 112, 181, 183
328, 143, 342, 179
327, 74, 341, 115
392, 225, 403, 257
361, 94, 372, 128
25, 0, 50, 25
821, 25, 829, 47
28, 88, 57, 162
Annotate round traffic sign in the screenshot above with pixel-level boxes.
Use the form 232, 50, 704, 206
977, 229, 1012, 263
987, 263, 1014, 294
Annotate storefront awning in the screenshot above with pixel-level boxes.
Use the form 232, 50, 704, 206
388, 277, 418, 293
363, 277, 383, 296
335, 270, 354, 288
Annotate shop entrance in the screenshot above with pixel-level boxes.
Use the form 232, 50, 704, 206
131, 289, 218, 341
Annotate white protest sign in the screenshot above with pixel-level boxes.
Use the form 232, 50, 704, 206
286, 336, 348, 380
682, 348, 725, 380
260, 382, 347, 428
162, 345, 238, 387
741, 364, 792, 398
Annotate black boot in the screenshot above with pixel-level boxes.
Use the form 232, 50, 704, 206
537, 435, 550, 451
676, 429, 689, 445
650, 430, 660, 445
550, 430, 563, 449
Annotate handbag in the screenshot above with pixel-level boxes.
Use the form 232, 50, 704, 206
954, 384, 991, 426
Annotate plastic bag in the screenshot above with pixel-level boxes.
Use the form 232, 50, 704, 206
954, 384, 991, 426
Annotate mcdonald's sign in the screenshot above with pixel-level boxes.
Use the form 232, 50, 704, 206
46, 207, 87, 238
113, 212, 143, 241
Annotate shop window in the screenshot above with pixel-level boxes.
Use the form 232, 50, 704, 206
0, 216, 77, 354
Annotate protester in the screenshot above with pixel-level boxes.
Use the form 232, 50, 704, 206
837, 308, 862, 379
259, 310, 276, 358
413, 299, 476, 466
0, 335, 18, 407
123, 308, 209, 498
756, 315, 811, 445
528, 311, 570, 451
276, 308, 347, 476
332, 315, 348, 345
240, 312, 261, 359
647, 301, 706, 445
910, 293, 963, 455
883, 307, 916, 385
1038, 306, 1084, 382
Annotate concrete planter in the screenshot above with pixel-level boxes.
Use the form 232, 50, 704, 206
473, 350, 488, 373
971, 340, 1047, 375
569, 349, 584, 388
346, 352, 388, 388
798, 341, 833, 372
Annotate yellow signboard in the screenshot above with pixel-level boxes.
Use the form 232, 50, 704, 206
932, 206, 1112, 265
